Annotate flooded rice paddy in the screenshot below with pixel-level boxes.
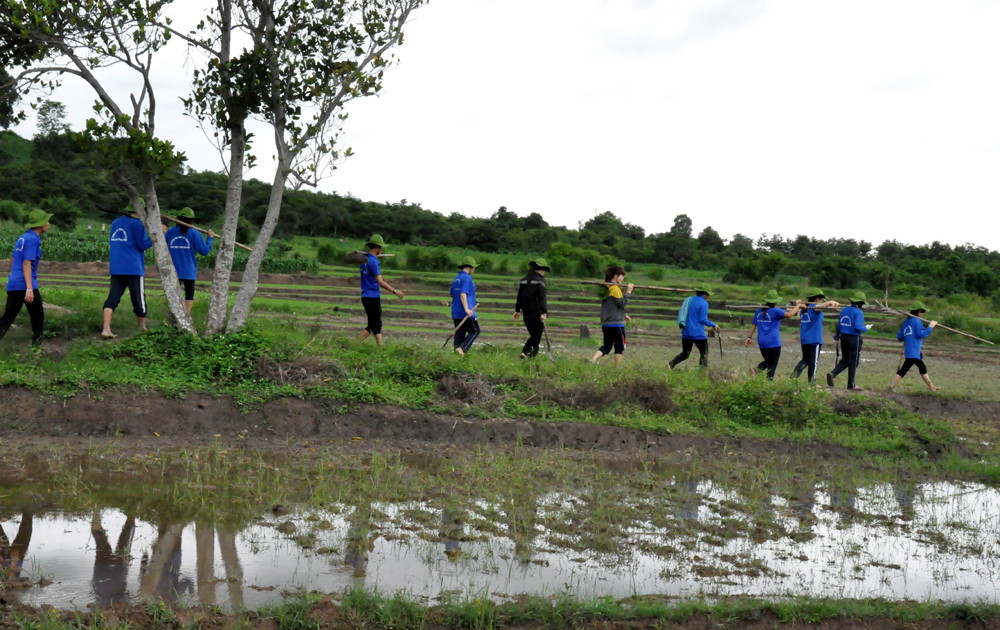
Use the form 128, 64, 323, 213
3, 479, 1000, 611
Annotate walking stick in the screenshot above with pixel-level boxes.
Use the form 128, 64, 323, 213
579, 280, 695, 293
717, 330, 723, 358
162, 215, 253, 252
442, 304, 478, 349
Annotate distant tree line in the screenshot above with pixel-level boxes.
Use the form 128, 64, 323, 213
1, 128, 998, 298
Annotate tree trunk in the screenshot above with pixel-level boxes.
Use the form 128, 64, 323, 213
205, 122, 246, 334
226, 154, 288, 332
136, 178, 196, 333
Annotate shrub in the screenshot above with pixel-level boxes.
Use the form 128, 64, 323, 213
647, 266, 665, 281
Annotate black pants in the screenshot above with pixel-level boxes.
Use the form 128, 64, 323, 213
897, 357, 927, 377
757, 347, 781, 380
521, 316, 544, 357
104, 275, 146, 317
669, 338, 709, 368
0, 290, 44, 345
453, 317, 481, 352
792, 343, 822, 382
362, 297, 382, 335
597, 326, 626, 355
831, 334, 862, 389
180, 279, 195, 301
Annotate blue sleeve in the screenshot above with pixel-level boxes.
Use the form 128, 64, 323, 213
23, 236, 40, 261
918, 322, 933, 339
193, 231, 213, 255
697, 300, 714, 328
367, 258, 380, 278
771, 307, 786, 320
134, 221, 153, 251
460, 275, 471, 294
852, 310, 867, 334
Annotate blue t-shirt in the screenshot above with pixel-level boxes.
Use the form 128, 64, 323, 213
450, 270, 477, 319
799, 304, 824, 345
360, 253, 381, 298
681, 295, 716, 340
109, 215, 153, 276
753, 307, 786, 349
837, 306, 868, 336
898, 317, 932, 359
166, 226, 213, 280
6, 230, 41, 291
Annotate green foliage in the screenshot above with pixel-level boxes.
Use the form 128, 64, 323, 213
38, 196, 82, 230
118, 327, 268, 388
717, 378, 835, 428
316, 243, 346, 265
0, 199, 28, 224
646, 266, 665, 281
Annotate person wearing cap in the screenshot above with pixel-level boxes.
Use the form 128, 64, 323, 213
791, 289, 840, 383
450, 257, 480, 357
744, 290, 804, 380
891, 302, 941, 392
514, 258, 549, 359
590, 266, 633, 367
359, 234, 403, 348
826, 291, 873, 390
102, 203, 165, 338
668, 284, 718, 369
165, 207, 218, 312
0, 209, 52, 346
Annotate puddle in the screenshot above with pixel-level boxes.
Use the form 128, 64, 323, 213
3, 480, 1000, 610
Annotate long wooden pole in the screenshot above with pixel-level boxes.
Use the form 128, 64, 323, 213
876, 301, 995, 345
579, 280, 695, 293
162, 215, 254, 252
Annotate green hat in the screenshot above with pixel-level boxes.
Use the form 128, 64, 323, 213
805, 288, 826, 300
761, 289, 782, 305
849, 291, 867, 304
694, 284, 712, 295
365, 234, 387, 249
123, 199, 145, 214
530, 257, 550, 271
458, 256, 478, 269
24, 209, 53, 229
178, 207, 198, 221
909, 301, 928, 312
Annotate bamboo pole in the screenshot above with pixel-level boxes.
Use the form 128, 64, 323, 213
162, 214, 253, 252
579, 280, 694, 293
875, 300, 995, 345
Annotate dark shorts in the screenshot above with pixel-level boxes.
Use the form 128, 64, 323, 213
362, 297, 382, 335
104, 275, 146, 317
598, 326, 626, 355
180, 279, 196, 301
897, 358, 928, 377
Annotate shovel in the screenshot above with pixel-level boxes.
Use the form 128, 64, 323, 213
442, 304, 479, 349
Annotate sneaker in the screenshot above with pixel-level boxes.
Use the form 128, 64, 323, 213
826, 372, 835, 387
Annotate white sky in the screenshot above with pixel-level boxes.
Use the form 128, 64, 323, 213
12, 0, 1000, 250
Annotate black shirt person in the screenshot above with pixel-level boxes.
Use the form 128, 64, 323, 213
513, 258, 549, 359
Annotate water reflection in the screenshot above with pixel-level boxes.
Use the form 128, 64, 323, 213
3, 480, 1000, 610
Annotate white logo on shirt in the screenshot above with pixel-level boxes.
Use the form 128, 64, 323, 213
14, 238, 25, 252
902, 326, 914, 337
757, 311, 772, 323
169, 235, 191, 250
839, 316, 852, 327
801, 312, 812, 324
110, 228, 129, 242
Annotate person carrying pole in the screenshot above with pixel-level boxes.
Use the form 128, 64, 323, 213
745, 290, 804, 380
826, 291, 873, 390
102, 204, 164, 338
0, 209, 53, 347
891, 301, 941, 392
590, 266, 633, 367
513, 258, 549, 359
450, 257, 480, 357
791, 289, 839, 383
668, 284, 718, 369
359, 234, 404, 348
165, 207, 218, 313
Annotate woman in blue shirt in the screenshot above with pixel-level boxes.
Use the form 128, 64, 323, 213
450, 257, 480, 356
165, 207, 217, 312
891, 301, 940, 392
359, 234, 404, 348
826, 291, 873, 390
744, 290, 804, 380
791, 289, 840, 384
0, 209, 52, 347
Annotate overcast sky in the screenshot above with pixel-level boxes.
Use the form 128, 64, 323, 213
12, 0, 1000, 250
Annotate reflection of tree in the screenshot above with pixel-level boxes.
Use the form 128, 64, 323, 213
441, 508, 462, 562
345, 504, 374, 580
139, 524, 193, 604
217, 527, 244, 609
91, 510, 135, 608
0, 511, 33, 581
196, 522, 216, 605
506, 494, 537, 562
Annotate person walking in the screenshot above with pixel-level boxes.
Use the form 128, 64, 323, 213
745, 290, 804, 380
826, 291, 873, 390
450, 257, 480, 357
668, 284, 718, 369
891, 301, 941, 392
513, 258, 549, 359
102, 204, 164, 338
791, 289, 839, 383
165, 207, 218, 313
0, 209, 53, 347
359, 234, 403, 348
590, 266, 633, 367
